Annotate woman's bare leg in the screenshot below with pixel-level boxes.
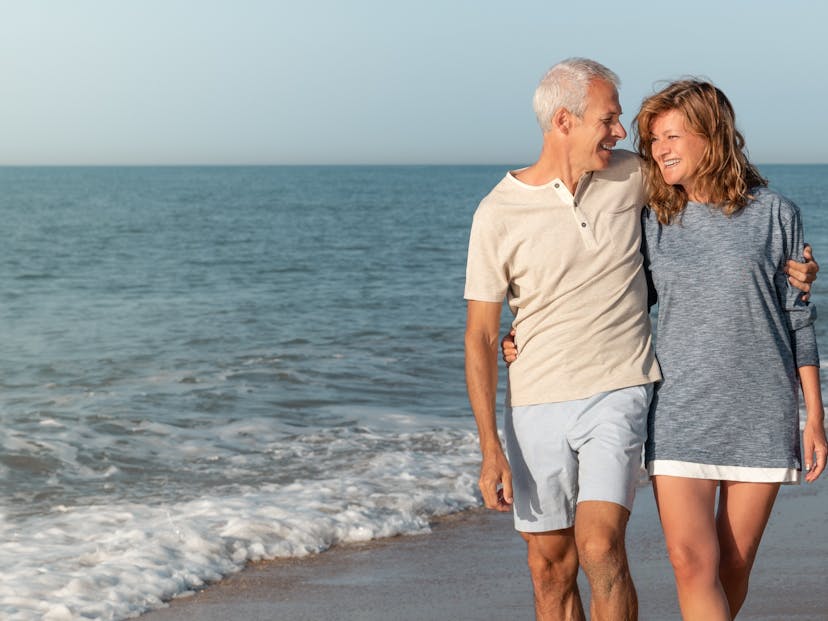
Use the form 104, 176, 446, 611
652, 475, 730, 620
716, 481, 780, 618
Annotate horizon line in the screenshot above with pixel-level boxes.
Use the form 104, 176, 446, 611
0, 161, 825, 168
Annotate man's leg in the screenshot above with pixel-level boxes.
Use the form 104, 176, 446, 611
568, 384, 652, 620
573, 500, 636, 621
521, 528, 585, 621
506, 401, 582, 619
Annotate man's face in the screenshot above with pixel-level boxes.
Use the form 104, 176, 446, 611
568, 79, 626, 173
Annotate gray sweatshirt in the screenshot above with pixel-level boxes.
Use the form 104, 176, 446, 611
643, 187, 818, 470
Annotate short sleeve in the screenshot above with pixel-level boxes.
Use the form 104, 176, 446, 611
463, 207, 509, 303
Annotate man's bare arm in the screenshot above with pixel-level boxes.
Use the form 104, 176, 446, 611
465, 300, 513, 511
786, 244, 819, 299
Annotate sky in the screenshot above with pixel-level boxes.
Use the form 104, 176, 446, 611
1, 0, 826, 166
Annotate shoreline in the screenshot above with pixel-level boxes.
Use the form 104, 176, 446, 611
138, 481, 827, 620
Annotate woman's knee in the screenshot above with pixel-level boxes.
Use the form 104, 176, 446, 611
665, 540, 719, 583
718, 546, 754, 583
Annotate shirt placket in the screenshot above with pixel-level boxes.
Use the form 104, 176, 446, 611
552, 180, 598, 250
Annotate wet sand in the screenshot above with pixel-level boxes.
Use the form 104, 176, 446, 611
139, 482, 827, 620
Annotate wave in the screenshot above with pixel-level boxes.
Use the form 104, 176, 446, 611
0, 428, 481, 620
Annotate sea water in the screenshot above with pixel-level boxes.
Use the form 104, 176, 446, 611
0, 164, 825, 620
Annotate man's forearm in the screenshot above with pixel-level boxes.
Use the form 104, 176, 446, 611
465, 331, 502, 454
465, 322, 514, 511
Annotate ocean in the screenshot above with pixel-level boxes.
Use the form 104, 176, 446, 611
0, 163, 825, 620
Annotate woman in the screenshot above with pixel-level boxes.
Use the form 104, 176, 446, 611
636, 80, 826, 619
502, 80, 827, 619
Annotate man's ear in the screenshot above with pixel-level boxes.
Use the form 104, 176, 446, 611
553, 108, 572, 134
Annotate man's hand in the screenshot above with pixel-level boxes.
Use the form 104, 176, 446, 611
786, 243, 819, 301
501, 329, 518, 365
479, 447, 513, 511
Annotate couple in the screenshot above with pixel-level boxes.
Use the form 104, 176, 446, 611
464, 58, 827, 620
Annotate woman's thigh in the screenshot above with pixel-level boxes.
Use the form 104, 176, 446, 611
652, 476, 721, 572
716, 481, 780, 566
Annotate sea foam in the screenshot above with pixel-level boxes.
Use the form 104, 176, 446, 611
0, 428, 481, 620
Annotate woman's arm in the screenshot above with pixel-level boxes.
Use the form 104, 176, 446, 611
774, 200, 825, 481
799, 365, 827, 482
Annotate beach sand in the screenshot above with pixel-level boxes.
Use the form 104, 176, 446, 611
139, 481, 827, 620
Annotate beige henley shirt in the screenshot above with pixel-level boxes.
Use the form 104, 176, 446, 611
464, 149, 661, 406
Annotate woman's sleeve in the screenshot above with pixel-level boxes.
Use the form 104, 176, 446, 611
641, 208, 658, 310
776, 201, 819, 368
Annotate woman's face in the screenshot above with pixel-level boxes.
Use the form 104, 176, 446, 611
649, 109, 708, 201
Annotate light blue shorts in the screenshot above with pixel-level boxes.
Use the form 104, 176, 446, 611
504, 384, 652, 533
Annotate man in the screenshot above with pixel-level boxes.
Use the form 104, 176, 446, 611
463, 58, 817, 620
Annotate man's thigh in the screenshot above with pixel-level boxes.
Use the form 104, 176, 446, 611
507, 384, 651, 532
572, 384, 652, 510
506, 403, 579, 532
573, 500, 631, 544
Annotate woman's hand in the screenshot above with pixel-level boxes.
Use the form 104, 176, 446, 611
803, 418, 828, 483
501, 329, 518, 366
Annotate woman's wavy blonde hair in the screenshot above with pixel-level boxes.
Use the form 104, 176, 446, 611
634, 79, 766, 224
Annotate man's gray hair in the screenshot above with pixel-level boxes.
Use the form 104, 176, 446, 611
533, 58, 620, 132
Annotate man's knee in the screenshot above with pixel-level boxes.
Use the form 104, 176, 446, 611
574, 501, 629, 573
524, 531, 579, 588
576, 529, 625, 574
